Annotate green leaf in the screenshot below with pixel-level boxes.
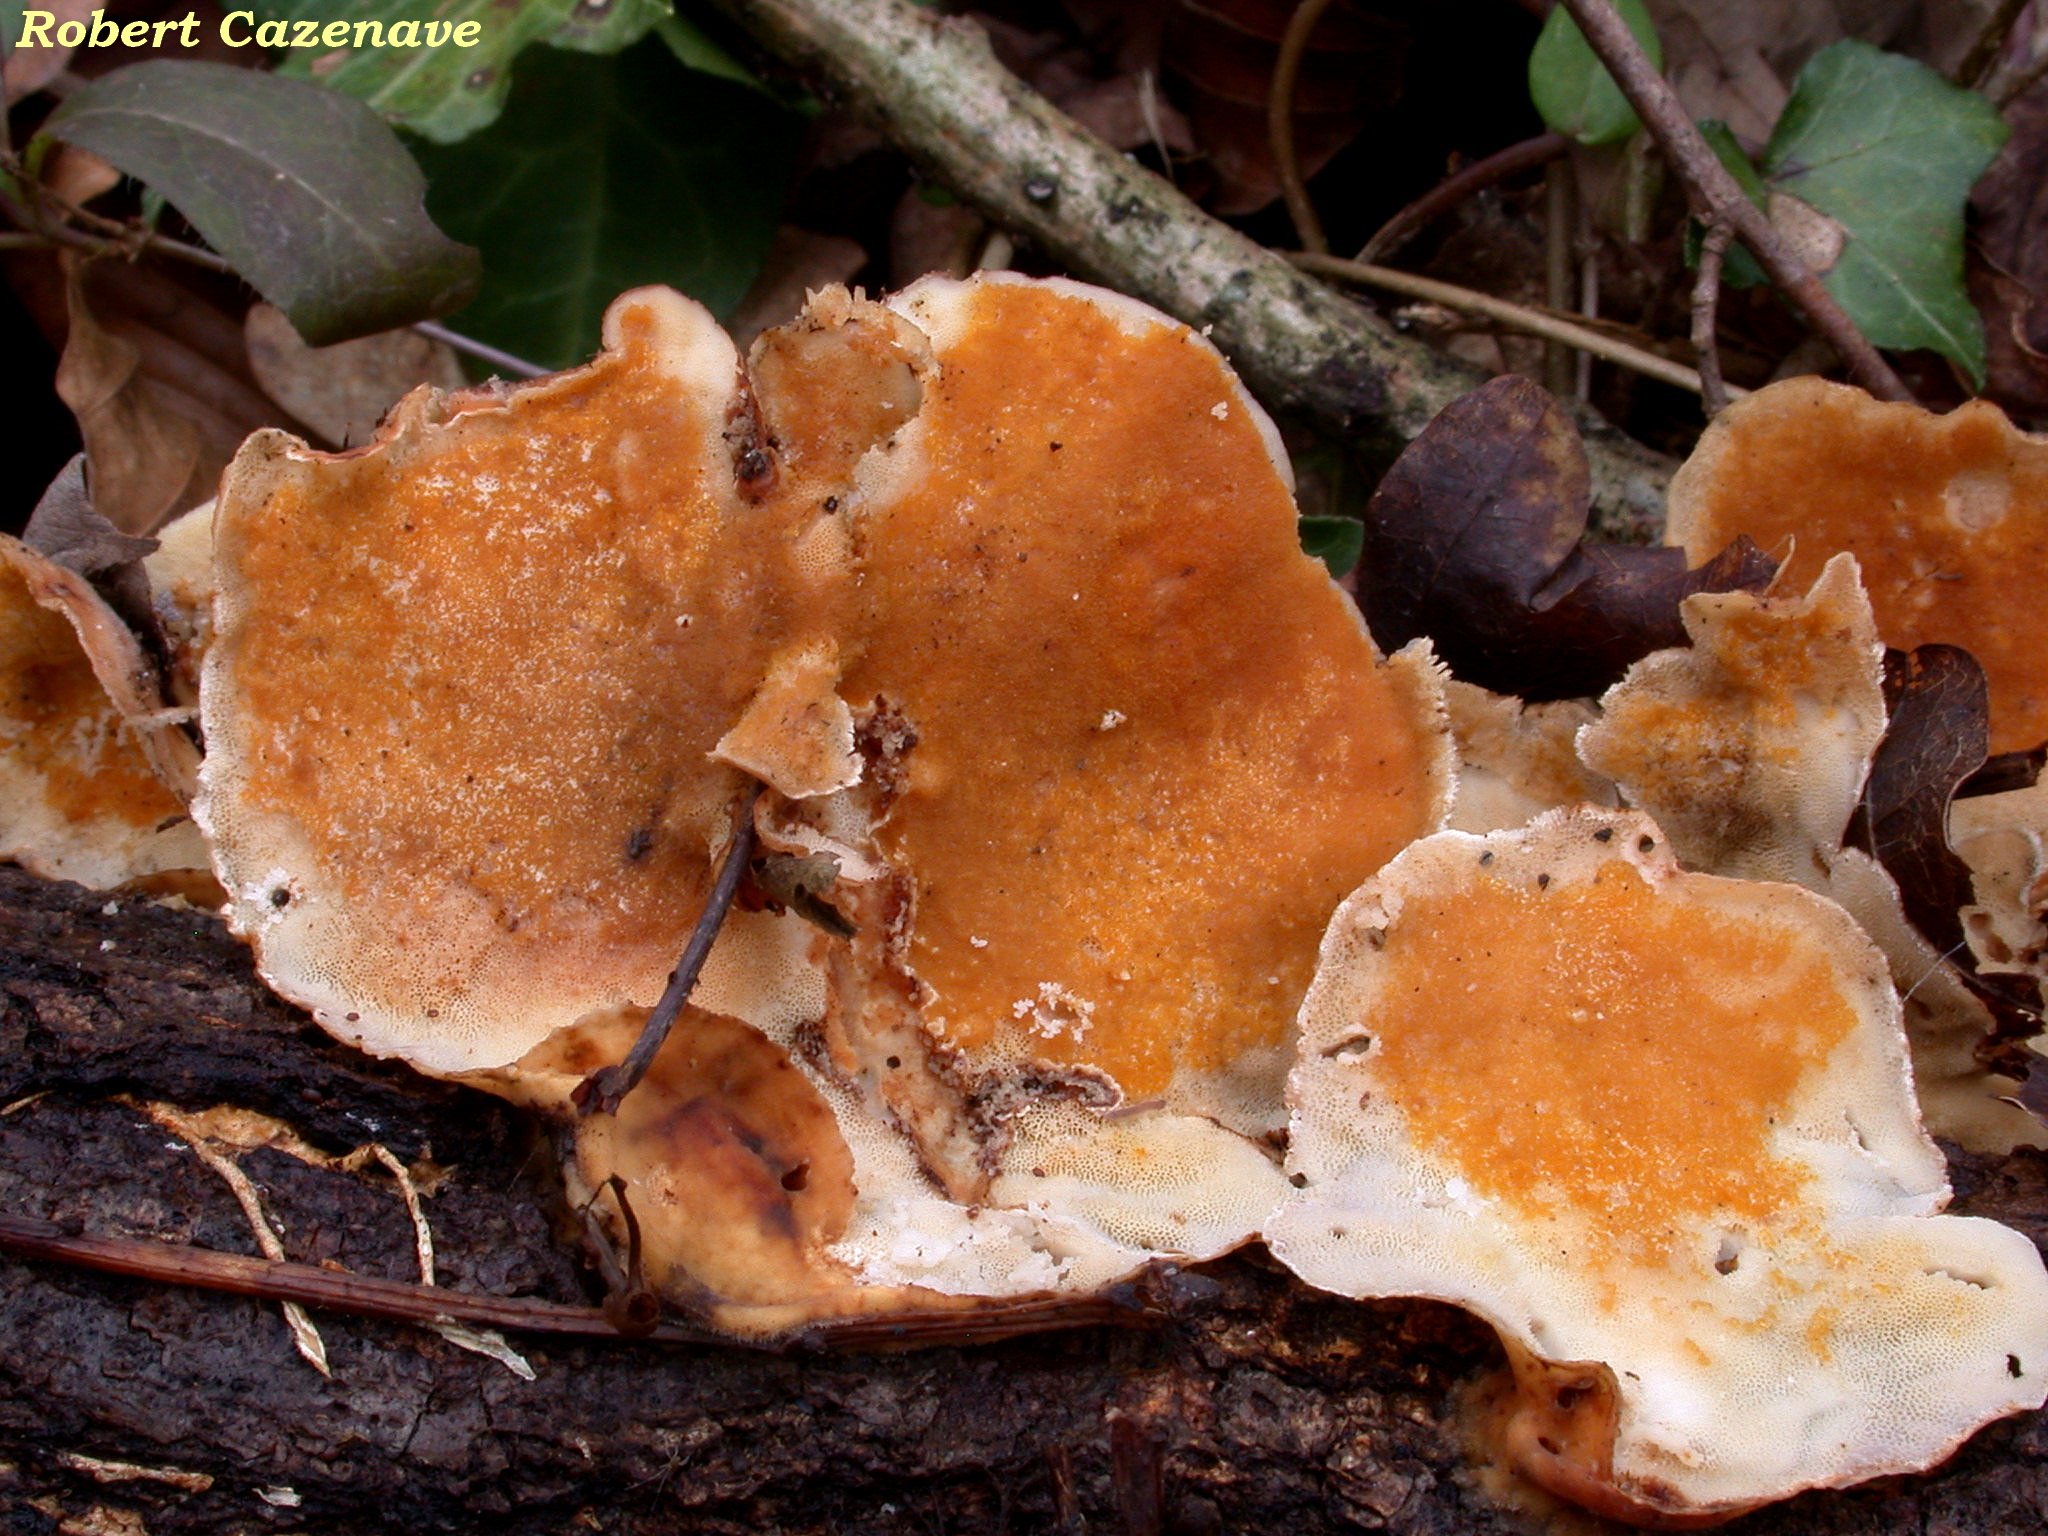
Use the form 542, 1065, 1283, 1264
415, 41, 801, 370
37, 61, 478, 345
652, 10, 764, 90
1299, 515, 1364, 580
1760, 39, 2007, 384
1528, 0, 1661, 147
550, 0, 671, 54
251, 0, 667, 145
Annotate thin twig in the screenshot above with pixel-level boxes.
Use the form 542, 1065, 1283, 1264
1554, 0, 1911, 402
575, 783, 765, 1117
1991, 46, 2048, 107
413, 319, 548, 379
0, 175, 237, 275
1543, 160, 1577, 397
1358, 131, 1569, 264
1956, 0, 2031, 89
1691, 219, 1734, 417
1269, 0, 1338, 256
0, 1213, 1157, 1352
1293, 250, 1744, 400
0, 1211, 720, 1344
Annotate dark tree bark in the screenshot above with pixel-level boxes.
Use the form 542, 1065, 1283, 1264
2, 864, 2046, 1534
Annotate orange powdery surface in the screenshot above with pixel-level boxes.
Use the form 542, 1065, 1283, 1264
2, 558, 182, 830
1670, 379, 2048, 753
214, 299, 779, 1002
847, 280, 1442, 1099
1370, 861, 1856, 1259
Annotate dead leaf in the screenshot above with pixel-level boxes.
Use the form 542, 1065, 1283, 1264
2, 0, 95, 98
1159, 0, 1406, 215
978, 14, 1193, 157
889, 188, 986, 288
21, 454, 156, 578
1360, 374, 1775, 700
51, 253, 294, 534
244, 303, 465, 449
1848, 645, 1989, 960
1844, 643, 2047, 1062
1969, 75, 2048, 423
727, 227, 870, 349
42, 144, 121, 211
21, 453, 159, 643
1645, 0, 1919, 141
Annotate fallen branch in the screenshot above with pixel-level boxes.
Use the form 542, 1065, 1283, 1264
1555, 0, 1912, 403
3, 867, 2047, 1529
711, 0, 1675, 541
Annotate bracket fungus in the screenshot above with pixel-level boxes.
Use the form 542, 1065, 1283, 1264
1443, 678, 1615, 836
1271, 806, 2048, 1524
1, 534, 206, 889
1579, 556, 2041, 1150
1667, 377, 2048, 755
194, 274, 1452, 1327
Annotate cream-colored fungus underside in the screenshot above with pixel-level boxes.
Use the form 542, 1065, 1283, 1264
1581, 556, 2041, 1150
1667, 377, 2048, 754
1955, 779, 2048, 997
1443, 679, 1614, 835
1273, 808, 2048, 1519
1, 536, 204, 887
1581, 554, 1881, 890
200, 289, 804, 1074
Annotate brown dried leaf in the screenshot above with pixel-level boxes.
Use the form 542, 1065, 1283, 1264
1845, 644, 2046, 1057
1848, 645, 1989, 958
1647, 0, 1920, 140
21, 454, 159, 645
1159, 0, 1407, 215
978, 14, 1193, 157
2, 0, 94, 98
1360, 375, 1775, 700
53, 255, 289, 534
1969, 76, 2048, 423
727, 227, 870, 349
243, 303, 464, 449
21, 454, 157, 579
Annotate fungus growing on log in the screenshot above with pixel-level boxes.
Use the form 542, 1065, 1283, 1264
194, 275, 1452, 1320
786, 274, 1452, 1265
1271, 807, 2048, 1523
1666, 378, 2048, 754
198, 288, 808, 1074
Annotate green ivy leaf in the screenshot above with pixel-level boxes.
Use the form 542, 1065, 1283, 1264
38, 61, 477, 345
1760, 40, 2007, 384
251, 0, 669, 145
652, 10, 764, 91
415, 41, 800, 370
1528, 0, 1661, 147
1299, 515, 1364, 580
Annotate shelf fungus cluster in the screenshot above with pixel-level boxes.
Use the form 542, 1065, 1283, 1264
10, 276, 2048, 1526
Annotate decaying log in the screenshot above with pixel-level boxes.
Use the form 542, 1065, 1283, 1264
3, 864, 2047, 1534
